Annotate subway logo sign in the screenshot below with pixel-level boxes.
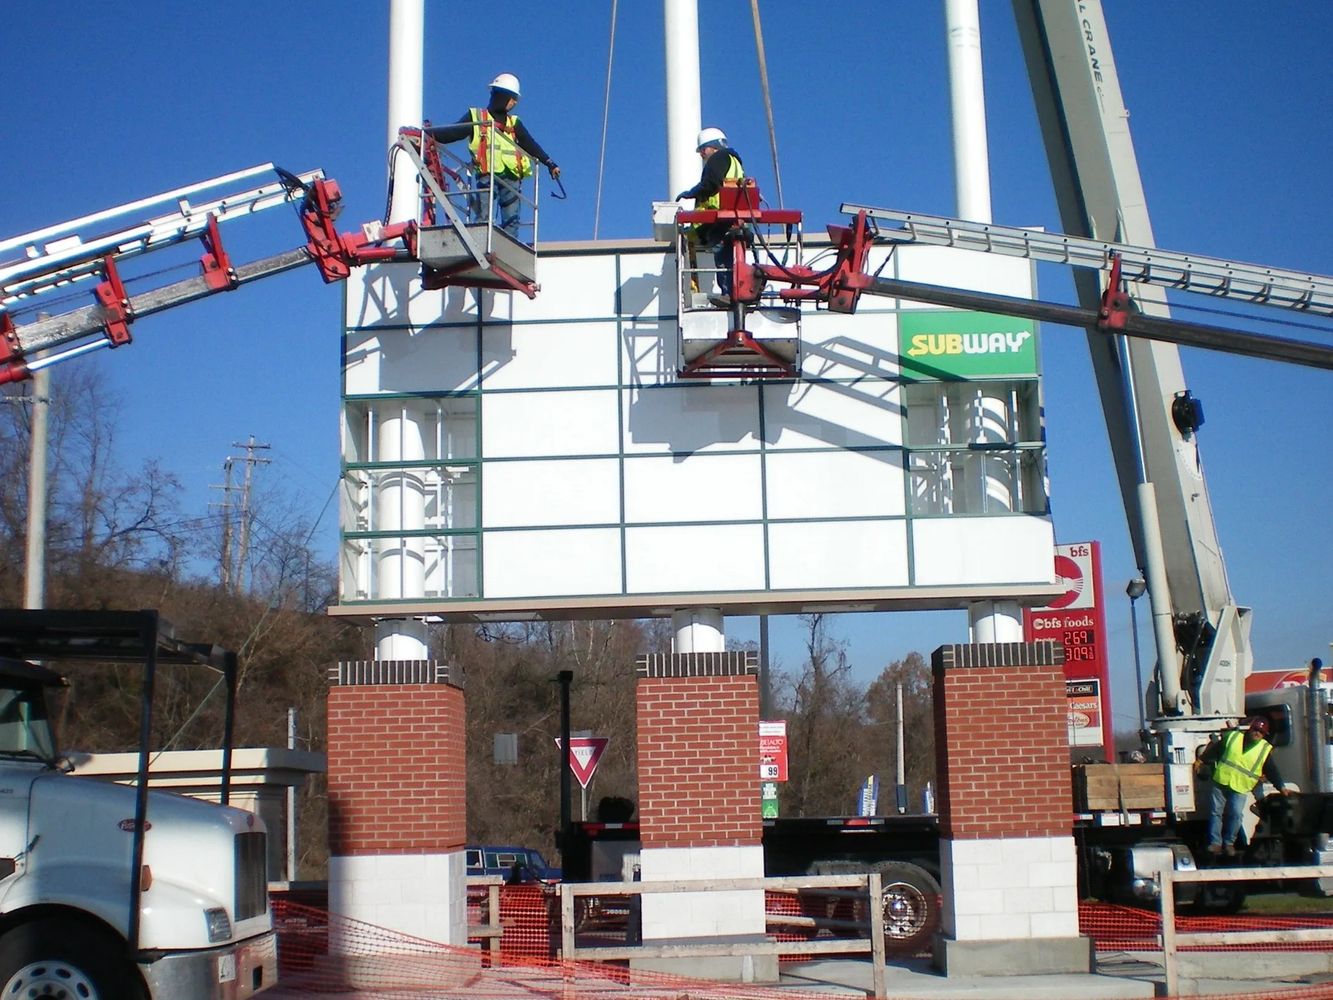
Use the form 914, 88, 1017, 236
899, 311, 1038, 379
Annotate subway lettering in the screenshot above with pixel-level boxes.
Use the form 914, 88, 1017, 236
906, 330, 1032, 357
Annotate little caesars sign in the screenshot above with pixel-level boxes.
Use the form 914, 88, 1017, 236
899, 311, 1038, 378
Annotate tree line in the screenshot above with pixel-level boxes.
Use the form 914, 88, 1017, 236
1, 367, 937, 877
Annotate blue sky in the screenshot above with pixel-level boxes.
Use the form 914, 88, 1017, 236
3, 3, 1329, 733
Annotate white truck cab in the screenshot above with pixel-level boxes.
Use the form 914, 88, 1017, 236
0, 612, 276, 999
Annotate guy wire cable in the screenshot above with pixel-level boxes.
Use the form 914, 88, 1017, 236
594, 0, 619, 239
750, 0, 784, 209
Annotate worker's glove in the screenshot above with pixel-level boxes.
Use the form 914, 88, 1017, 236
675, 191, 691, 202
398, 126, 423, 139
547, 162, 561, 179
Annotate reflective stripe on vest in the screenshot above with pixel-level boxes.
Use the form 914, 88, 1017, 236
468, 109, 530, 179
1213, 728, 1273, 794
698, 153, 746, 211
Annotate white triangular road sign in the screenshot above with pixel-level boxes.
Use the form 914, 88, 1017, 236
555, 736, 610, 789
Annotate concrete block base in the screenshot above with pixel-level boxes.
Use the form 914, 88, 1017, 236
933, 934, 1093, 976
313, 952, 481, 989
328, 850, 467, 946
631, 937, 778, 984
1167, 948, 1333, 981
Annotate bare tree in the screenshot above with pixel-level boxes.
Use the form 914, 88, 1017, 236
865, 652, 936, 811
776, 615, 869, 816
451, 619, 657, 853
1, 368, 190, 606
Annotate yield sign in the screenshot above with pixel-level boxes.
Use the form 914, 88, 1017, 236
555, 736, 610, 789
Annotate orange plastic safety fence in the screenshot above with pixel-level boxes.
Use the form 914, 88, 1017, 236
271, 893, 1333, 998
467, 884, 557, 962
1154, 989, 1333, 1000
271, 899, 854, 999
1078, 900, 1333, 952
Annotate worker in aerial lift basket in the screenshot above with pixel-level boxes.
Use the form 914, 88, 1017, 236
1200, 715, 1289, 858
675, 127, 745, 301
427, 73, 560, 237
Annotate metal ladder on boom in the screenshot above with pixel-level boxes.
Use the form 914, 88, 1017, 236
1, 164, 322, 307
816, 204, 1333, 370
842, 205, 1333, 316
0, 164, 334, 383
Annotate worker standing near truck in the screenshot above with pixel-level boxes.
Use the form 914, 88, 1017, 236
427, 73, 560, 236
1204, 716, 1288, 857
675, 127, 745, 300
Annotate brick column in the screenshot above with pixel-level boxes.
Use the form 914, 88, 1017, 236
326, 659, 467, 945
632, 650, 773, 982
931, 642, 1090, 975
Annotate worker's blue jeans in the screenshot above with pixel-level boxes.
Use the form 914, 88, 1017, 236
472, 172, 522, 235
692, 224, 736, 295
1208, 781, 1250, 849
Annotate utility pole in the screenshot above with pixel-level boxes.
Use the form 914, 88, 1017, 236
23, 368, 51, 609
287, 707, 298, 882
232, 436, 270, 592
210, 458, 237, 591
895, 681, 907, 814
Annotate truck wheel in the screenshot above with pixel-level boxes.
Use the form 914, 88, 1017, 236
1185, 883, 1246, 915
808, 861, 861, 939
874, 862, 942, 954
0, 918, 142, 1000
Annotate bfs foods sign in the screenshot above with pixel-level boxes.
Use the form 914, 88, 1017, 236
1023, 541, 1114, 753
899, 311, 1038, 379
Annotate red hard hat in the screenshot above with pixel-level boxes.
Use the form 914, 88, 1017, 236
1246, 716, 1270, 737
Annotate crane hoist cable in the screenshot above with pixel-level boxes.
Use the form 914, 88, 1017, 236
749, 0, 784, 209
593, 0, 619, 239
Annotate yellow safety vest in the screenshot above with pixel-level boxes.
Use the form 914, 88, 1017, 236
468, 109, 531, 179
1213, 728, 1273, 794
697, 153, 746, 211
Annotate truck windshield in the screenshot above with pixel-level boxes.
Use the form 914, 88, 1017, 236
0, 686, 57, 763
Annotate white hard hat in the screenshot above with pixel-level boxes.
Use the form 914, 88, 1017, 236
490, 73, 521, 97
696, 127, 727, 150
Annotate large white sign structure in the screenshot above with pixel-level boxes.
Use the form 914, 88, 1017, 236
332, 240, 1058, 622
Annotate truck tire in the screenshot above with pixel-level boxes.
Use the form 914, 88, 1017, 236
807, 861, 862, 940
0, 918, 143, 1000
1185, 882, 1246, 915
874, 861, 942, 954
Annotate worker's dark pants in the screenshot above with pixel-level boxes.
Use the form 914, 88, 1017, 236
472, 172, 522, 235
1208, 781, 1251, 848
694, 223, 735, 295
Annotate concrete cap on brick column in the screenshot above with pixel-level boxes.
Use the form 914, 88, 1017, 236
329, 659, 463, 687
636, 651, 759, 679
932, 642, 1065, 672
